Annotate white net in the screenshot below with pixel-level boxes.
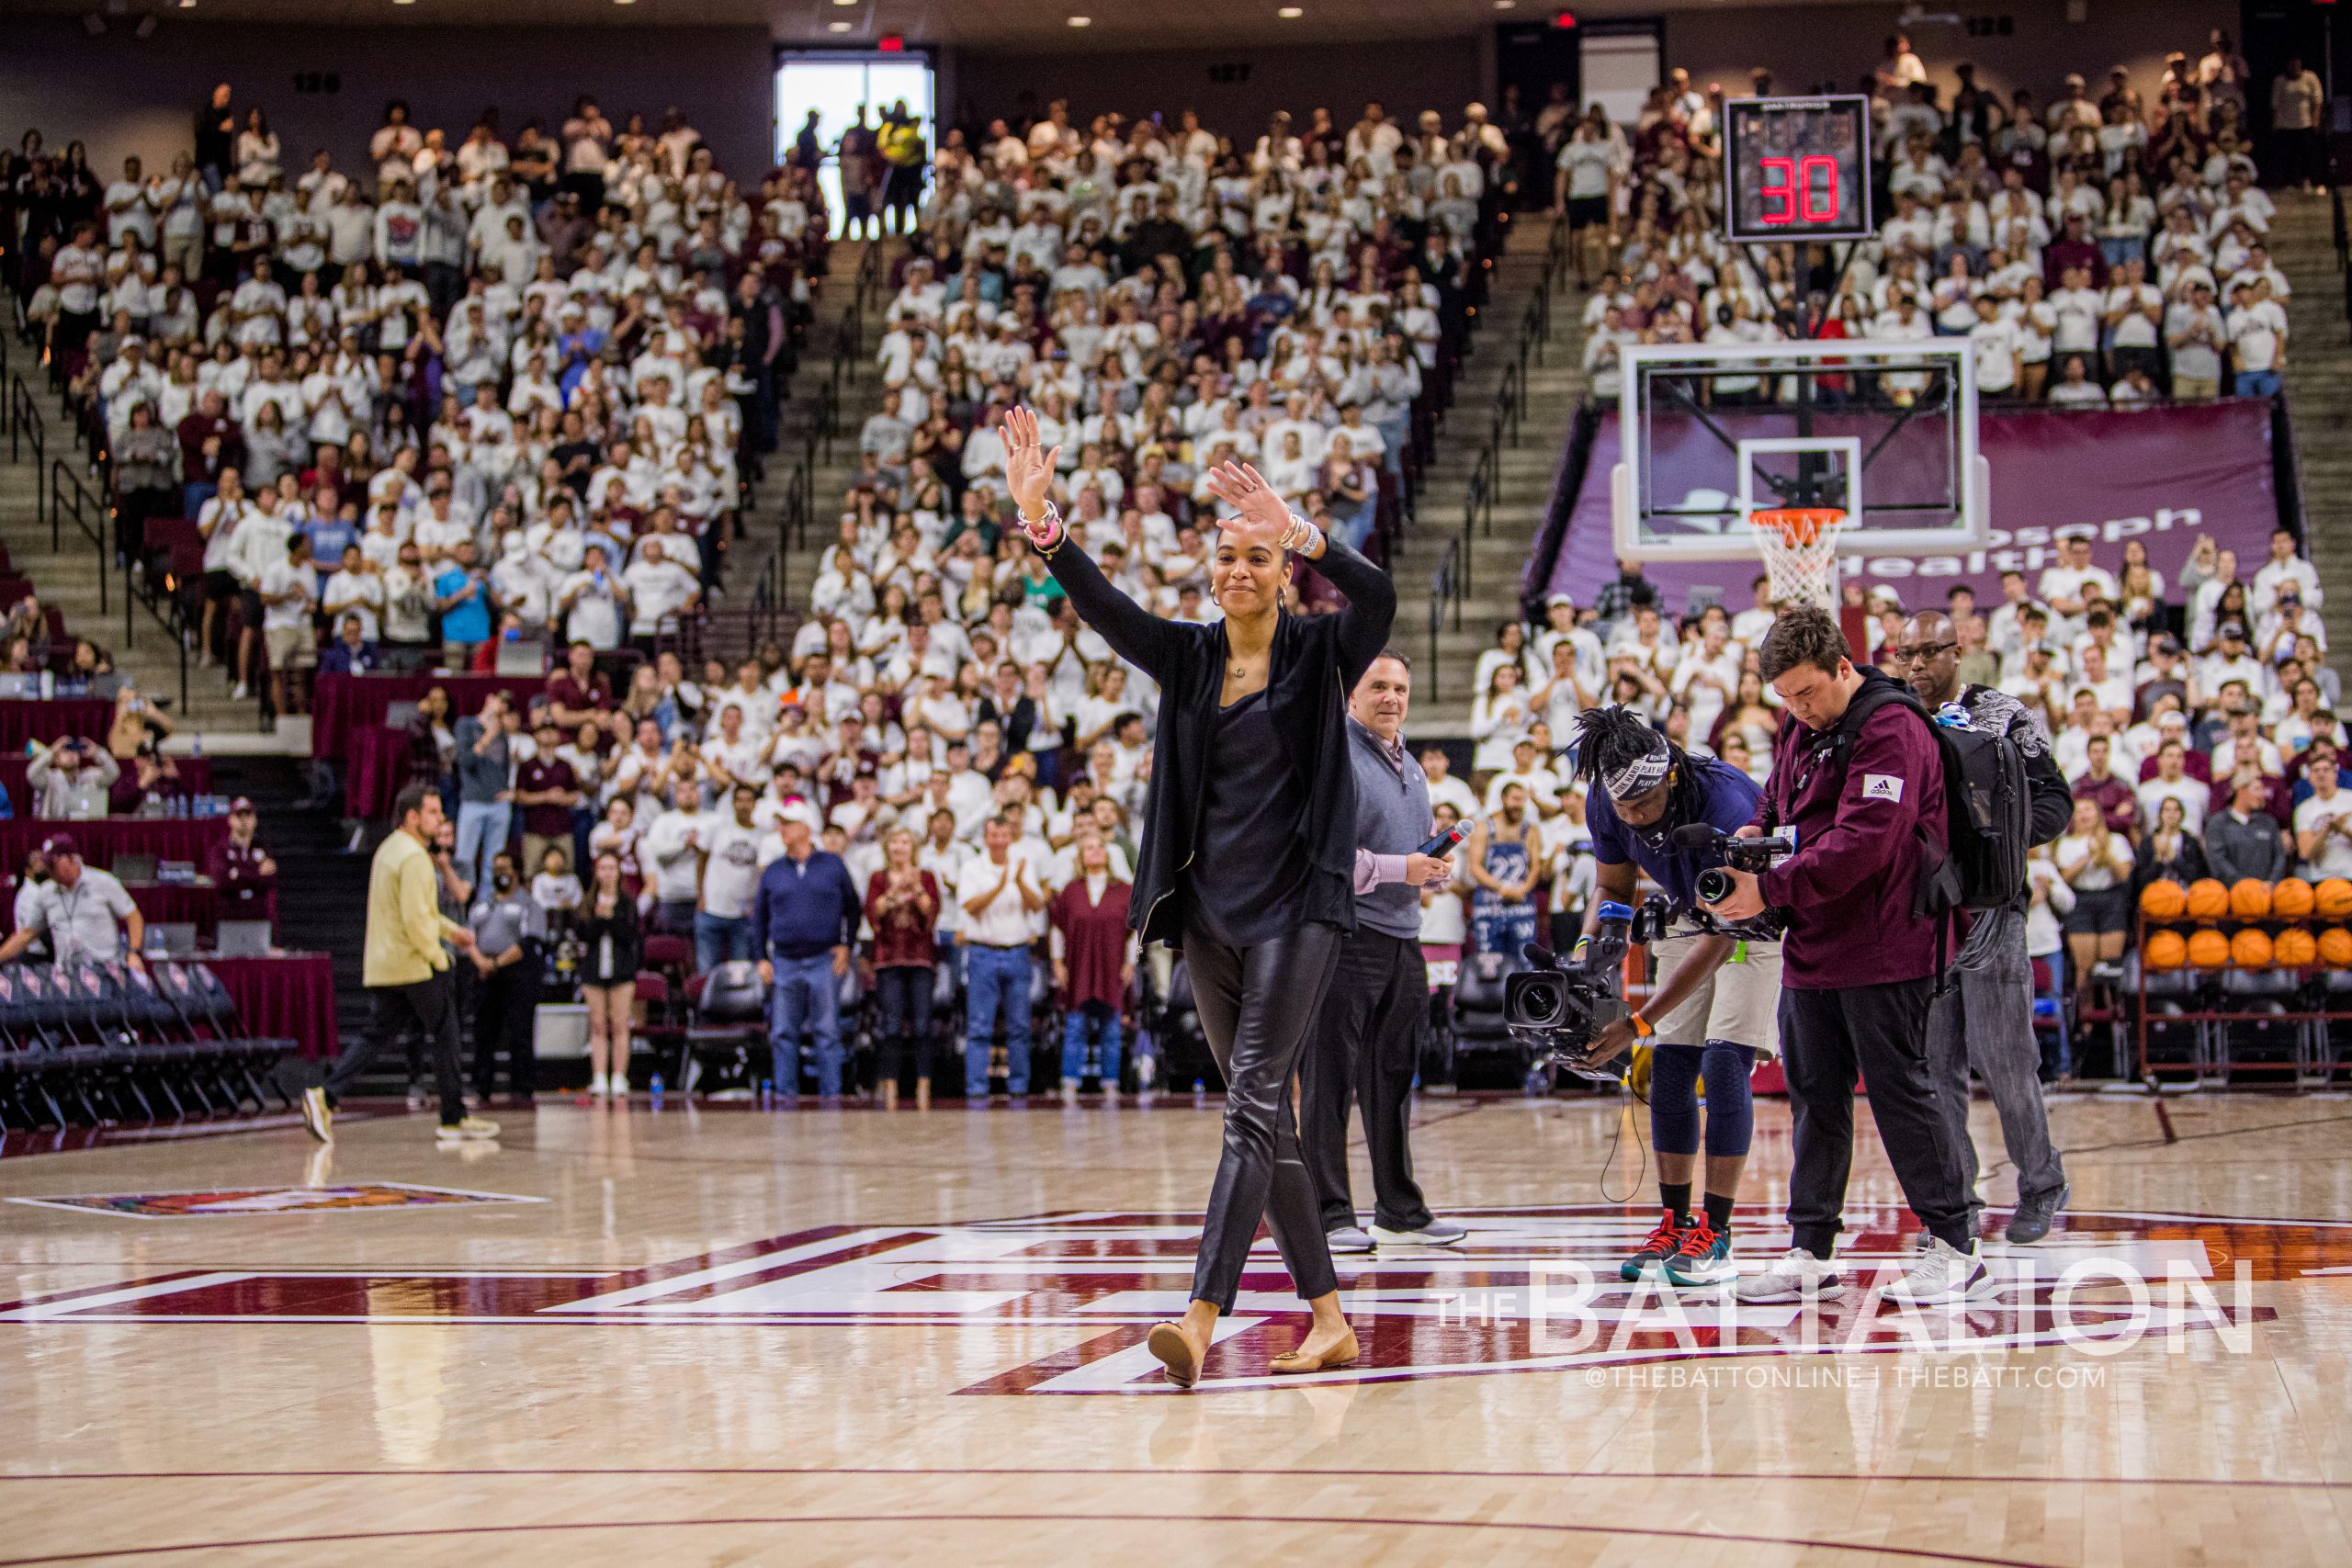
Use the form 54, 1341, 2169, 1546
1753, 509, 1844, 612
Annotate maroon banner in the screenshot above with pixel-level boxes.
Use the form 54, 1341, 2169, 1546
1544, 398, 2282, 614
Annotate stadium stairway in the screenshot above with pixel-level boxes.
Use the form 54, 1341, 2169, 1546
738, 236, 903, 661
1395, 213, 1583, 735
2271, 190, 2352, 657
0, 368, 258, 739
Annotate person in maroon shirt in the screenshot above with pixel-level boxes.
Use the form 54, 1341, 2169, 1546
175, 389, 243, 515
205, 797, 277, 924
1703, 606, 1987, 1307
864, 827, 940, 1111
2072, 735, 2139, 835
513, 720, 582, 880
545, 641, 612, 728
1050, 834, 1134, 1102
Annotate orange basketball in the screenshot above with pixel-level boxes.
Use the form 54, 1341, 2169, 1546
2271, 878, 2316, 919
2229, 879, 2273, 919
2143, 931, 2188, 970
2274, 929, 2317, 967
2187, 929, 2233, 969
2322, 929, 2352, 968
2230, 929, 2274, 968
2317, 879, 2352, 919
2185, 879, 2231, 920
2140, 879, 2188, 920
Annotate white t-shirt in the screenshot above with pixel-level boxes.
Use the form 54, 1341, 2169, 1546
622, 558, 698, 634
1555, 140, 1614, 201
700, 818, 781, 919
258, 558, 316, 630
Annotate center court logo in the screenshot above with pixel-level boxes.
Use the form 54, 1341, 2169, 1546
1, 1203, 2327, 1394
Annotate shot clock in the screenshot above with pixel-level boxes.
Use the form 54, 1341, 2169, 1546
1721, 95, 1873, 244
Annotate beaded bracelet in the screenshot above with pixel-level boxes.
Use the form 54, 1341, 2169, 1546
1018, 501, 1066, 555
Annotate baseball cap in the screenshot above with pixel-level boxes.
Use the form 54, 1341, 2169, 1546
40, 833, 79, 861
230, 795, 255, 813
2220, 618, 2247, 640
1545, 592, 1575, 609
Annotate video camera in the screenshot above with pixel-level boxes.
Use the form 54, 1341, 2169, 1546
1667, 824, 1796, 938
1503, 897, 1669, 1081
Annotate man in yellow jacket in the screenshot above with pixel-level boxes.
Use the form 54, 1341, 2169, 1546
303, 781, 502, 1145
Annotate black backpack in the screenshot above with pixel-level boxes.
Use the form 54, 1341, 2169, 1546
1834, 680, 2032, 914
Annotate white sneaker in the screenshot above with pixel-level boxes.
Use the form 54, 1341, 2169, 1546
1883, 1236, 1998, 1305
1736, 1247, 1845, 1303
1325, 1225, 1375, 1254
230, 682, 249, 701
300, 1085, 333, 1143
435, 1115, 501, 1145
588, 1074, 610, 1098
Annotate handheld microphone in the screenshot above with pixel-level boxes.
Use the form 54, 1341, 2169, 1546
1416, 821, 1469, 858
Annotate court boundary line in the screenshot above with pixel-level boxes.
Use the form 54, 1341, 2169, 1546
0, 1508, 2098, 1567
0, 1466, 2344, 1490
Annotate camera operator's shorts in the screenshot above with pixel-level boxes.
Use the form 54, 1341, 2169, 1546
1648, 931, 1781, 1057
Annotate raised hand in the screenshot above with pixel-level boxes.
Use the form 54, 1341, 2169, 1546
1202, 459, 1294, 541
1001, 406, 1060, 536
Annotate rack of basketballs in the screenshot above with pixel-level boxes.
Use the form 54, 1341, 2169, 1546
2133, 874, 2352, 1088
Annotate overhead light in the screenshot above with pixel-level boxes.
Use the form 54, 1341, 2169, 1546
1494, 0, 1515, 7
1277, 5, 1301, 14
1067, 14, 1091, 24
831, 0, 857, 6
178, 0, 195, 8
828, 18, 851, 29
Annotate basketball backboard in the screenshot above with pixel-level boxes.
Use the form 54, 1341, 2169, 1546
1610, 337, 1992, 564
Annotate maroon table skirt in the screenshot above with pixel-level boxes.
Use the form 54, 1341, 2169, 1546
312, 673, 546, 761
0, 700, 114, 750
0, 817, 230, 874
344, 728, 415, 821
203, 953, 339, 1060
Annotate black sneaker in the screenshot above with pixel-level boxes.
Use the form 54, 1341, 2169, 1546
1621, 1211, 1686, 1282
2006, 1182, 2069, 1245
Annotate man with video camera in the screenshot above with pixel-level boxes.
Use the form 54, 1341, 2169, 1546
1572, 705, 1781, 1290
1901, 610, 2073, 1244
1703, 606, 1991, 1305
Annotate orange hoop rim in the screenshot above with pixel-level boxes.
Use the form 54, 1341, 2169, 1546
1751, 507, 1847, 548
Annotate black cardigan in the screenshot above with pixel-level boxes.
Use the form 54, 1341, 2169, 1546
576, 894, 644, 985
1041, 531, 1397, 944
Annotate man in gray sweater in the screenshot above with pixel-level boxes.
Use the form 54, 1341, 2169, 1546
1298, 650, 1468, 1253
2204, 768, 2290, 884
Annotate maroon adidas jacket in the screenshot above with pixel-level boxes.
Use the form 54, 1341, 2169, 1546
1751, 677, 1950, 989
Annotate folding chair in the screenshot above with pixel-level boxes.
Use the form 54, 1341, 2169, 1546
679, 961, 769, 1098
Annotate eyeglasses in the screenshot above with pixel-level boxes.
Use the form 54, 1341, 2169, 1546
1896, 642, 1955, 663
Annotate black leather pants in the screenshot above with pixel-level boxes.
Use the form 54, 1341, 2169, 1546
1182, 919, 1344, 1312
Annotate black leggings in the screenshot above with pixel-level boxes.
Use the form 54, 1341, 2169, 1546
1182, 919, 1344, 1313
874, 964, 936, 1086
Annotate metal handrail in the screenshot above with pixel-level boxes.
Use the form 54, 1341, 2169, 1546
47, 458, 110, 615
1427, 536, 1461, 693
7, 375, 45, 496
1454, 211, 1568, 599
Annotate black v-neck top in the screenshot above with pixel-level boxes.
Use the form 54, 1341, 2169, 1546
1187, 688, 1308, 947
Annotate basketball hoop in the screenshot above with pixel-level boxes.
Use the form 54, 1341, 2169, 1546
1752, 507, 1845, 613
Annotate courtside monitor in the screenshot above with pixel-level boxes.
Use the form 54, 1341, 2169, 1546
1722, 95, 1873, 244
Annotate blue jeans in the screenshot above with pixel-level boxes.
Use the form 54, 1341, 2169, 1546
963, 944, 1032, 1097
695, 912, 752, 975
2234, 369, 2280, 399
1060, 1002, 1123, 1087
768, 952, 842, 1096
454, 800, 511, 896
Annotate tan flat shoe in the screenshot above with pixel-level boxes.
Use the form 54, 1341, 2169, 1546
1270, 1328, 1359, 1375
1147, 1322, 1202, 1388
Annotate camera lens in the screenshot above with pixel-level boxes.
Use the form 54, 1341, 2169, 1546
1696, 866, 1733, 905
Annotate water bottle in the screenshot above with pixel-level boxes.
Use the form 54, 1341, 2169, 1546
759, 1077, 775, 1108
191, 734, 203, 759
1192, 1077, 1205, 1108
649, 1072, 664, 1111
1136, 1050, 1155, 1089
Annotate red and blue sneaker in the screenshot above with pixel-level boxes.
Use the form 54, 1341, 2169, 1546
1621, 1211, 1686, 1282
1663, 1222, 1736, 1287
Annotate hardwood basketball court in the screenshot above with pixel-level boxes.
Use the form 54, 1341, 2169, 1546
2, 1092, 2347, 1566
